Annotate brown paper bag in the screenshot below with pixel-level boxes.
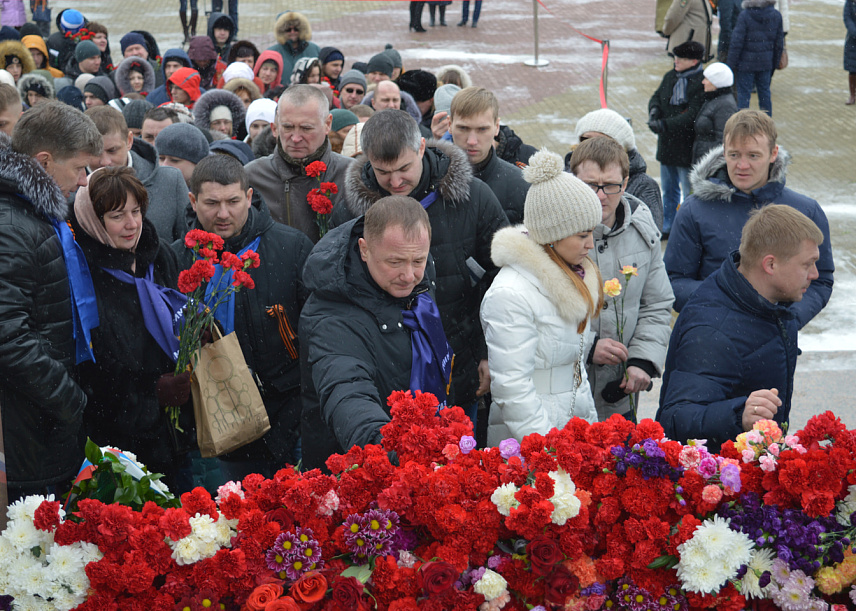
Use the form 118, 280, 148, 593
191, 329, 270, 457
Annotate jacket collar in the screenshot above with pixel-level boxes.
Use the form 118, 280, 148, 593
490, 225, 600, 324
0, 132, 68, 221
717, 251, 795, 321
689, 145, 790, 203
344, 139, 473, 218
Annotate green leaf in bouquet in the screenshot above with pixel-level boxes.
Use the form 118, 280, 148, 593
84, 438, 103, 465
341, 564, 373, 584
647, 554, 678, 570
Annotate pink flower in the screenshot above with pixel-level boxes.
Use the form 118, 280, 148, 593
745, 430, 763, 444
701, 485, 723, 504
759, 454, 777, 472
741, 449, 756, 463
698, 456, 717, 478
784, 434, 800, 447
767, 443, 780, 457
679, 446, 702, 469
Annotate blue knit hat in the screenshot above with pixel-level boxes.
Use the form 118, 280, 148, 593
120, 32, 148, 56
60, 10, 85, 34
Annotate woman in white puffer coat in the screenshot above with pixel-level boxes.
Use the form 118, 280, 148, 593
481, 149, 604, 446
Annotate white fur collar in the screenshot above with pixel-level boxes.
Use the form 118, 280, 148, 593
491, 225, 600, 323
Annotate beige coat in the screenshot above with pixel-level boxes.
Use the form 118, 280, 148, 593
663, 0, 713, 59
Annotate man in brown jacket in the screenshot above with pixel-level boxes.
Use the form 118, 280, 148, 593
246, 84, 352, 242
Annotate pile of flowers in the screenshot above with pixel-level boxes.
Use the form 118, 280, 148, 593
4, 394, 856, 610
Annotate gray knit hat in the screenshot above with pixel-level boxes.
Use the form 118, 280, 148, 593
155, 122, 210, 164
366, 52, 394, 77
123, 98, 154, 129
574, 108, 635, 152
75, 40, 100, 63
523, 149, 601, 245
339, 69, 366, 91
433, 84, 460, 116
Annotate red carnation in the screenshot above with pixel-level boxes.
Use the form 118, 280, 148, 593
305, 161, 327, 177
33, 500, 62, 532
178, 268, 201, 293
320, 181, 339, 195
418, 561, 458, 596
233, 270, 255, 289
240, 250, 261, 268
308, 191, 333, 215
159, 508, 192, 541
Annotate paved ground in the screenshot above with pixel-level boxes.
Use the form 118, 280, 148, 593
56, 0, 856, 431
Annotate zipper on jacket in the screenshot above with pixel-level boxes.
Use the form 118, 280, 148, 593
284, 180, 292, 227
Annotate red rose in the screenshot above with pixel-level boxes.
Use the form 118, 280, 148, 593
264, 597, 301, 611
245, 583, 283, 610
418, 561, 458, 596
290, 571, 327, 604
526, 536, 564, 576
305, 161, 327, 177
544, 564, 579, 604
331, 576, 365, 610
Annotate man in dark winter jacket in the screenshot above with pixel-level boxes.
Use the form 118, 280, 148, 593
657, 205, 823, 452
301, 196, 452, 470
246, 85, 352, 242
449, 87, 528, 225
332, 109, 509, 427
664, 110, 833, 329
647, 40, 706, 237
175, 155, 312, 478
86, 106, 192, 242
0, 101, 102, 502
727, 0, 784, 116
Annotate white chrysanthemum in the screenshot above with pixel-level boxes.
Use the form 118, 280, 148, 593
473, 568, 508, 602
46, 543, 85, 580
741, 548, 776, 599
9, 593, 49, 611
676, 516, 755, 594
64, 569, 91, 596
0, 533, 17, 563
548, 469, 581, 526
4, 518, 42, 552
490, 483, 520, 517
20, 562, 51, 597
75, 541, 103, 565
51, 587, 82, 611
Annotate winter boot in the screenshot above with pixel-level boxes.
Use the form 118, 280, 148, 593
439, 5, 447, 25
180, 12, 190, 44
847, 73, 856, 105
190, 10, 199, 37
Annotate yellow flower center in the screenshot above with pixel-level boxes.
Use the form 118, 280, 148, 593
202, 601, 212, 608
299, 534, 309, 542
304, 547, 314, 557
370, 519, 380, 530
293, 560, 303, 571
283, 541, 292, 550
350, 523, 359, 533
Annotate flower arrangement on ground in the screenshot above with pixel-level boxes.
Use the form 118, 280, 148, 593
5, 394, 856, 610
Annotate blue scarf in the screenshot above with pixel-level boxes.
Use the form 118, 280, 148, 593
670, 62, 703, 105
401, 292, 454, 405
203, 236, 260, 335
101, 264, 187, 362
51, 218, 99, 364
420, 191, 437, 209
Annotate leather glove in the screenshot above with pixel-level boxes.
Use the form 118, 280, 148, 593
647, 119, 664, 134
156, 371, 192, 407
200, 327, 213, 347
648, 107, 662, 122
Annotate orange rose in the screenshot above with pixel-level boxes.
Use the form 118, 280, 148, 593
265, 598, 301, 611
290, 570, 328, 604
245, 583, 284, 611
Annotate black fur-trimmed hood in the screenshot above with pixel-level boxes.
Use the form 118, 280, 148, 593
192, 88, 246, 136
17, 72, 55, 100
0, 132, 68, 220
344, 138, 473, 217
689, 144, 791, 202
114, 55, 157, 95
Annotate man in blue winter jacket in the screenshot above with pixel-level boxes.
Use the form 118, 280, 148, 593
664, 109, 833, 329
657, 204, 823, 452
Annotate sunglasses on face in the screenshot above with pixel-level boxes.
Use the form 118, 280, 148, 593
285, 26, 300, 32
343, 87, 364, 95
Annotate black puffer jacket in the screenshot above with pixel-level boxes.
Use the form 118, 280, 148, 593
473, 148, 529, 225
648, 67, 705, 168
299, 218, 437, 471
0, 133, 87, 488
626, 148, 664, 232
174, 195, 313, 464
73, 214, 189, 479
692, 87, 738, 164
333, 139, 509, 409
495, 124, 536, 166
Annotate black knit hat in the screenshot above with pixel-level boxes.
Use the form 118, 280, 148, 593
366, 52, 394, 78
397, 69, 437, 103
672, 41, 705, 61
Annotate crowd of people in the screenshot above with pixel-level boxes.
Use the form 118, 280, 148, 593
0, 3, 836, 502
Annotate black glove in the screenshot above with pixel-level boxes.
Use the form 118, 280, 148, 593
157, 372, 192, 407
648, 107, 662, 122
647, 119, 664, 134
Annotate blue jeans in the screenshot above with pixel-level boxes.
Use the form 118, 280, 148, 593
660, 164, 691, 234
461, 0, 481, 24
179, 0, 198, 12
736, 70, 772, 116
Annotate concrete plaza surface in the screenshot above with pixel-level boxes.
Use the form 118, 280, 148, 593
57, 0, 856, 430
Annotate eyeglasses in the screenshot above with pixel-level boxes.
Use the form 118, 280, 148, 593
343, 87, 364, 95
285, 26, 300, 32
585, 182, 624, 195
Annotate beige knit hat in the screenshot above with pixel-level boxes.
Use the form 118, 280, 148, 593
523, 149, 602, 245
574, 108, 635, 151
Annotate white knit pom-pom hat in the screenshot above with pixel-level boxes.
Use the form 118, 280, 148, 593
523, 149, 602, 245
